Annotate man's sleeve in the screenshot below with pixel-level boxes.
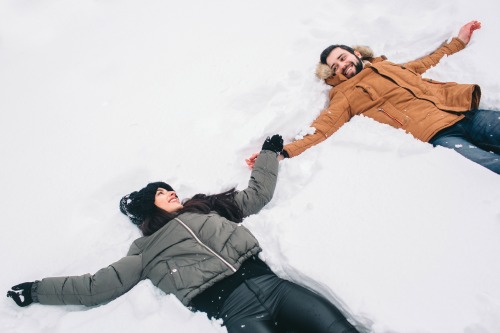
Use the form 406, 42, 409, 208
404, 37, 466, 74
283, 91, 352, 158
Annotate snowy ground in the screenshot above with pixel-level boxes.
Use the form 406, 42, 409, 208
1, 0, 500, 332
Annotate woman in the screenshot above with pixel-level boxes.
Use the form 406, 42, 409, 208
7, 135, 359, 333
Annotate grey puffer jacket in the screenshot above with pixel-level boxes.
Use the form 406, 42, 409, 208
31, 150, 279, 307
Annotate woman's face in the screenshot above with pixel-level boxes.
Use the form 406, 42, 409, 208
154, 187, 183, 213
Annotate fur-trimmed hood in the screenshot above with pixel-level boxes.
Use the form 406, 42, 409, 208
315, 45, 379, 81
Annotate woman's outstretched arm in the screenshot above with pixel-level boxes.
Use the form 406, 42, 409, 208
235, 135, 282, 217
9, 254, 143, 307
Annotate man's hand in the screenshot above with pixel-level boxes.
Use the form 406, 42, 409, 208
457, 20, 481, 45
245, 152, 259, 169
245, 152, 285, 169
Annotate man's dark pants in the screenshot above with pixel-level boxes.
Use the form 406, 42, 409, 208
430, 109, 500, 174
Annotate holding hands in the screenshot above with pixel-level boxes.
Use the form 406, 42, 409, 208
261, 134, 284, 154
245, 134, 285, 169
245, 153, 260, 169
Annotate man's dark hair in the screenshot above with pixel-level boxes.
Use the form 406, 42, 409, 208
320, 44, 356, 64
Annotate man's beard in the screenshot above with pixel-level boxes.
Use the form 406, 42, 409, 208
351, 53, 364, 76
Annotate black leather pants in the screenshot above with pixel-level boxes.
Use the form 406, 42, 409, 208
219, 275, 359, 333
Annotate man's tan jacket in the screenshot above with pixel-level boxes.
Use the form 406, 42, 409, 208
284, 38, 481, 158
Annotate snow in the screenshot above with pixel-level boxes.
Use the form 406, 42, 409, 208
1, 0, 500, 332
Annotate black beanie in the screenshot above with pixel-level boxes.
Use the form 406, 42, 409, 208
120, 182, 174, 225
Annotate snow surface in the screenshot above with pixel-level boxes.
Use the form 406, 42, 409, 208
1, 0, 500, 332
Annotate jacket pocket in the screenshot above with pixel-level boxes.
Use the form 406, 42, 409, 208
355, 83, 379, 101
366, 101, 409, 128
165, 261, 185, 289
155, 260, 182, 292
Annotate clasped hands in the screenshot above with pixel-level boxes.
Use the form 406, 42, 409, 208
246, 134, 285, 169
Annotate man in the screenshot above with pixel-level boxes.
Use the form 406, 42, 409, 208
247, 21, 500, 174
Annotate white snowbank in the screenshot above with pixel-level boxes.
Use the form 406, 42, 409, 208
1, 0, 499, 332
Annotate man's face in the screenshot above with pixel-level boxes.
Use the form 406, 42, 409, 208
326, 47, 363, 79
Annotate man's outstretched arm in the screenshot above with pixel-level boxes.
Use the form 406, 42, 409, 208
282, 91, 352, 158
404, 20, 481, 74
245, 91, 351, 168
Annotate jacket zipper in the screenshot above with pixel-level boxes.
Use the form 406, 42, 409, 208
378, 107, 404, 127
174, 218, 237, 272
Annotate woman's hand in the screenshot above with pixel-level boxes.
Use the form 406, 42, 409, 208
7, 282, 34, 307
246, 134, 286, 169
457, 20, 481, 45
261, 134, 284, 154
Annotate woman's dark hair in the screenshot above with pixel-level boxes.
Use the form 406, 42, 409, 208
320, 44, 356, 64
140, 188, 243, 236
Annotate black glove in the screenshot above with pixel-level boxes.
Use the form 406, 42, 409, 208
261, 134, 284, 154
7, 282, 34, 307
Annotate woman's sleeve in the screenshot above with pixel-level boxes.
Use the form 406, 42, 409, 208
32, 254, 143, 306
234, 150, 279, 217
